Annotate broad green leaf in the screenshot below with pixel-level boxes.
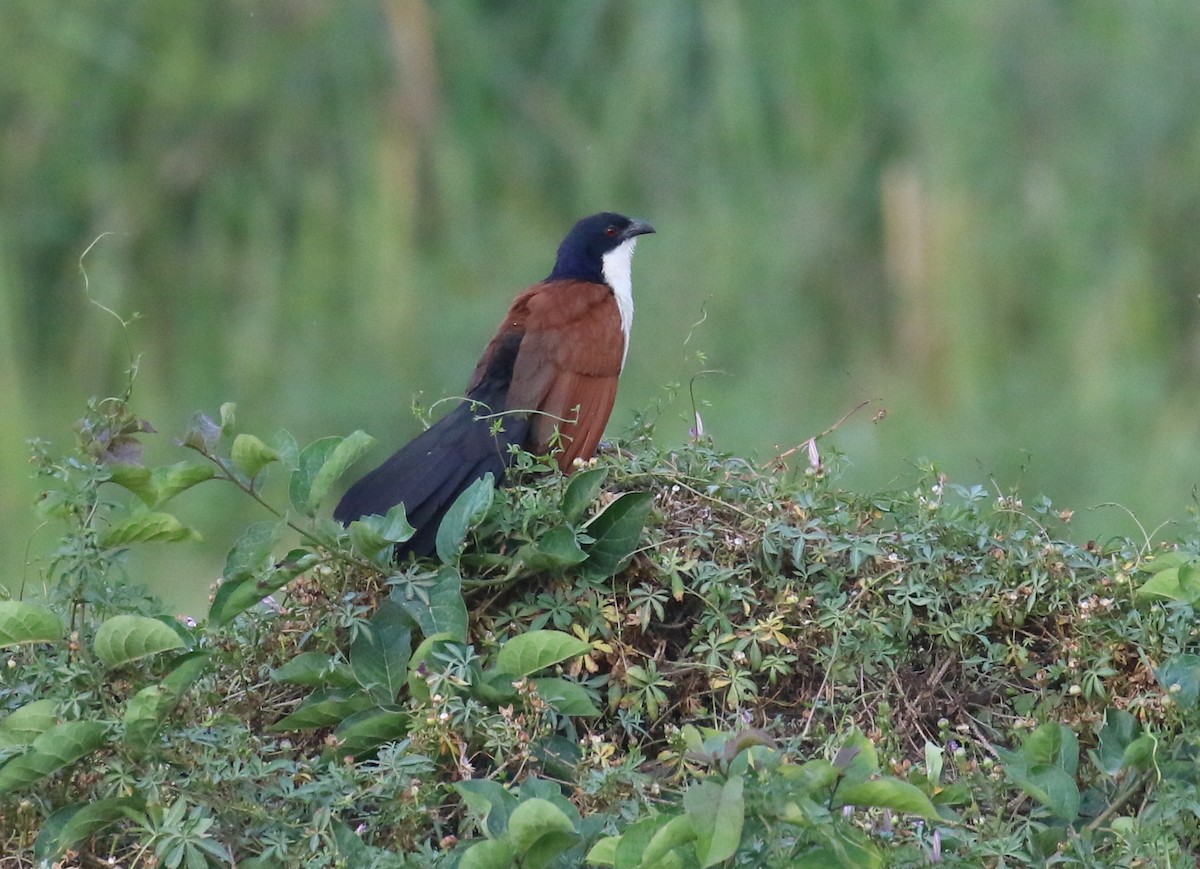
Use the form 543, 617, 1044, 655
393, 566, 469, 643
122, 685, 170, 751
99, 511, 200, 547
834, 779, 940, 820
435, 473, 495, 563
93, 615, 186, 667
268, 428, 300, 469
583, 491, 653, 578
0, 602, 63, 648
495, 630, 590, 678
268, 688, 374, 732
531, 677, 601, 717
271, 652, 356, 689
1135, 562, 1200, 605
330, 819, 371, 862
458, 839, 517, 869
407, 633, 462, 704
1123, 734, 1158, 773
106, 463, 155, 504
562, 467, 609, 524
288, 430, 375, 516
455, 779, 519, 840
519, 525, 588, 572
795, 836, 883, 869
331, 706, 411, 760
209, 549, 318, 628
0, 699, 59, 749
684, 777, 744, 867
289, 437, 341, 515
506, 798, 578, 869
1005, 762, 1081, 821
585, 835, 618, 866
35, 796, 145, 861
641, 814, 696, 864
1157, 653, 1200, 706
223, 521, 280, 582
310, 429, 376, 511
231, 433, 281, 479
150, 461, 217, 506
0, 720, 108, 794
834, 728, 879, 785
348, 502, 415, 563
778, 758, 841, 797
1098, 709, 1141, 775
924, 741, 945, 788
1021, 722, 1078, 775
614, 815, 670, 868
350, 600, 413, 704
122, 652, 209, 752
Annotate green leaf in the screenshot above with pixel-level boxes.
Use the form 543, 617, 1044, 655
122, 652, 209, 752
455, 779, 519, 839
331, 706, 411, 760
531, 677, 601, 717
0, 699, 59, 750
209, 548, 317, 628
0, 720, 108, 794
562, 467, 609, 524
834, 728, 879, 785
459, 839, 517, 869
614, 815, 671, 868
435, 473, 496, 563
150, 461, 217, 505
1021, 722, 1078, 775
348, 503, 415, 563
1157, 653, 1200, 706
519, 525, 588, 571
93, 615, 186, 667
495, 630, 590, 678
271, 652, 356, 689
350, 600, 413, 704
1098, 708, 1141, 775
106, 463, 155, 504
393, 566, 469, 642
34, 796, 145, 861
291, 432, 374, 515
311, 429, 376, 511
583, 491, 653, 578
407, 633, 462, 704
0, 602, 63, 648
268, 688, 375, 732
223, 521, 280, 582
834, 779, 940, 820
1004, 762, 1081, 821
231, 433, 281, 479
684, 777, 744, 868
99, 511, 201, 547
640, 814, 697, 864
505, 798, 579, 869
585, 835, 618, 866
1135, 562, 1200, 604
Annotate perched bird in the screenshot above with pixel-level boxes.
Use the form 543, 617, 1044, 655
334, 212, 655, 558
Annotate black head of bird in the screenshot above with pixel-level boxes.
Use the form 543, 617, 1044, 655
334, 212, 655, 559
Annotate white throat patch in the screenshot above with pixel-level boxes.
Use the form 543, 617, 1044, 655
601, 237, 637, 367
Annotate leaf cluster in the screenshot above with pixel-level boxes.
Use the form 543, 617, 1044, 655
2, 393, 1200, 866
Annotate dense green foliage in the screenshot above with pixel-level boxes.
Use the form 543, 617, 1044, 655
5, 3, 1200, 607
3, 385, 1200, 866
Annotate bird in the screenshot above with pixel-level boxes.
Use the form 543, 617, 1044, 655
334, 212, 655, 559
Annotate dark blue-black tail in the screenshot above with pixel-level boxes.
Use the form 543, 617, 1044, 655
334, 328, 529, 559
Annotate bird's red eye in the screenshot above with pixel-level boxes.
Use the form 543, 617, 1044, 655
605, 226, 618, 237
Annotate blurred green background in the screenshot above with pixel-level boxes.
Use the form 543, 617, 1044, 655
3, 1, 1199, 614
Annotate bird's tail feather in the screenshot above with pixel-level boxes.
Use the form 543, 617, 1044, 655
333, 401, 526, 559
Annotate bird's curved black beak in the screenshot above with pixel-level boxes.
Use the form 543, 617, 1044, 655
623, 219, 655, 239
